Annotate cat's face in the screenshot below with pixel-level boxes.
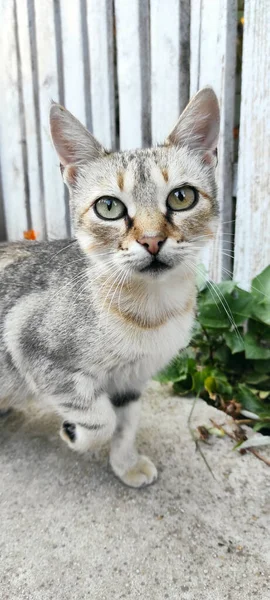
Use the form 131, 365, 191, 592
50, 88, 220, 280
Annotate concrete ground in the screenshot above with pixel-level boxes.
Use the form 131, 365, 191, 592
0, 382, 269, 600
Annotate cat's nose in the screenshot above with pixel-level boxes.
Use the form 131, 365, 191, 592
137, 235, 167, 255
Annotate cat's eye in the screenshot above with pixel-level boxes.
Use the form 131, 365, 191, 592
94, 197, 127, 220
166, 186, 198, 211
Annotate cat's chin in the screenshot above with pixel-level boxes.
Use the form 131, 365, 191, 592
138, 258, 172, 277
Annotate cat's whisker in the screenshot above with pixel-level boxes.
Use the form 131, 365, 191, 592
49, 240, 77, 262
182, 245, 235, 259
49, 271, 90, 304
104, 267, 127, 324
187, 261, 243, 345
118, 269, 131, 314
52, 258, 117, 306
75, 266, 120, 313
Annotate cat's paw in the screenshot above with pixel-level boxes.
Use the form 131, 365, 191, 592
60, 421, 97, 453
113, 455, 158, 488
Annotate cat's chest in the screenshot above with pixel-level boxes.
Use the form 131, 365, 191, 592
101, 309, 195, 390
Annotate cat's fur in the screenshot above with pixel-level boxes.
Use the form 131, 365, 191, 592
0, 88, 219, 487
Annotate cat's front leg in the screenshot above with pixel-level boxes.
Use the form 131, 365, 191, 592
109, 395, 157, 488
57, 393, 116, 453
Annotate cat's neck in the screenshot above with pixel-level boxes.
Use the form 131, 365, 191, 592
90, 264, 196, 330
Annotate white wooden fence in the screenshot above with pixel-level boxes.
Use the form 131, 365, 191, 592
0, 0, 269, 289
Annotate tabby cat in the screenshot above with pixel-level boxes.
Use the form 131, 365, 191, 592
0, 88, 219, 487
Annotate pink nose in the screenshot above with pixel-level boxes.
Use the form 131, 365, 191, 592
137, 235, 166, 255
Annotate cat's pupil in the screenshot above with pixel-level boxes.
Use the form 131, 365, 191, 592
175, 190, 184, 201
105, 199, 113, 211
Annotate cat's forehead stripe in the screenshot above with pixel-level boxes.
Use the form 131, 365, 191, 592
161, 168, 168, 183
117, 171, 124, 191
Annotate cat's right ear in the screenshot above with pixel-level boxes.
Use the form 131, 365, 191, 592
50, 103, 105, 184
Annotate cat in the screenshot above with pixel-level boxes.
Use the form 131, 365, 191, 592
0, 88, 219, 487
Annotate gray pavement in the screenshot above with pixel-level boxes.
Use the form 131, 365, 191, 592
1, 383, 269, 600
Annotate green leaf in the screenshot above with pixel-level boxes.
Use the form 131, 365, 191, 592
155, 361, 186, 384
253, 421, 270, 432
236, 384, 265, 415
214, 373, 233, 397
192, 367, 212, 395
204, 370, 232, 398
215, 281, 237, 295
252, 301, 270, 325
198, 287, 253, 328
248, 318, 270, 337
223, 331, 245, 354
253, 359, 270, 374
198, 303, 231, 329
251, 266, 270, 324
244, 332, 270, 360
213, 345, 231, 364
258, 411, 270, 419
204, 376, 217, 395
173, 374, 194, 395
251, 265, 270, 299
245, 373, 270, 385
154, 265, 270, 434
226, 287, 254, 322
155, 351, 196, 383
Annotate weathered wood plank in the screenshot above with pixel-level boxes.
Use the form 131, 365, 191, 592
190, 0, 237, 282
86, 0, 115, 149
34, 0, 67, 239
0, 0, 28, 240
150, 0, 190, 144
234, 0, 270, 289
16, 0, 46, 239
114, 0, 149, 149
60, 0, 86, 124
190, 0, 201, 97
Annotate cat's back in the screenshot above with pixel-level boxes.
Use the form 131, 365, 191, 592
0, 239, 85, 306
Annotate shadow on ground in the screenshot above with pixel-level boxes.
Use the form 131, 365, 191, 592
1, 383, 269, 600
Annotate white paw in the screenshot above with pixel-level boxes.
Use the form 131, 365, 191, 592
60, 421, 102, 453
112, 455, 158, 488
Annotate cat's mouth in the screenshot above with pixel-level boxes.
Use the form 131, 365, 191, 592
139, 258, 172, 275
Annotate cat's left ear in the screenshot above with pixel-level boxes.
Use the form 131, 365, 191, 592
166, 87, 220, 164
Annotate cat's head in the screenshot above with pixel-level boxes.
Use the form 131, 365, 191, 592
50, 88, 219, 280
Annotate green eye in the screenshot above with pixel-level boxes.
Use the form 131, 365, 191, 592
94, 197, 127, 220
167, 186, 197, 211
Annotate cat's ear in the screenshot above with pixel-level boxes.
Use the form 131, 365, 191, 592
166, 88, 220, 164
50, 103, 105, 184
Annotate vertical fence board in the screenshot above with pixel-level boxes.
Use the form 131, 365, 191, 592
190, 0, 201, 97
114, 0, 144, 149
34, 0, 67, 239
60, 0, 86, 124
190, 0, 237, 282
151, 0, 181, 143
151, 0, 190, 144
0, 0, 28, 240
87, 0, 115, 149
16, 0, 46, 239
234, 0, 270, 289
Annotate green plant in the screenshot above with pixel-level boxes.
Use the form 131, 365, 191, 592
156, 265, 270, 432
